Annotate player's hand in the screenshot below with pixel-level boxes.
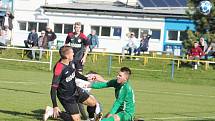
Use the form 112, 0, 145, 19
81, 56, 87, 65
53, 107, 61, 118
94, 74, 107, 82
87, 74, 96, 81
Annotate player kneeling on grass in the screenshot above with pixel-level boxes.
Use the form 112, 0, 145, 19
43, 46, 102, 121
88, 67, 135, 121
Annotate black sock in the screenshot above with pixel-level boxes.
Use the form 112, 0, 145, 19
87, 106, 96, 118
59, 112, 73, 121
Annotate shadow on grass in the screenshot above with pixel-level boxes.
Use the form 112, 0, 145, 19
0, 87, 45, 94
0, 109, 44, 120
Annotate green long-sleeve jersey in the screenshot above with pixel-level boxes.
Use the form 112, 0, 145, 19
91, 79, 135, 116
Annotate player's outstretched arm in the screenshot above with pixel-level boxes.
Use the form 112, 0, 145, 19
75, 71, 88, 81
89, 79, 116, 89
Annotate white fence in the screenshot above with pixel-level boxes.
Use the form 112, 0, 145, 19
0, 46, 58, 71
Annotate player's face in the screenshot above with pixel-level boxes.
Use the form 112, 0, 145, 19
116, 71, 128, 84
74, 25, 81, 33
65, 49, 74, 61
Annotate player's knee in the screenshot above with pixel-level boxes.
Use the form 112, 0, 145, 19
71, 114, 81, 121
113, 115, 120, 121
88, 95, 97, 106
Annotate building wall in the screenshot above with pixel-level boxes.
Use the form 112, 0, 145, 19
163, 18, 195, 55
163, 18, 195, 45
12, 0, 165, 53
12, 8, 165, 53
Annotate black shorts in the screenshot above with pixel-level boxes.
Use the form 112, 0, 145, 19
74, 60, 84, 72
59, 87, 90, 115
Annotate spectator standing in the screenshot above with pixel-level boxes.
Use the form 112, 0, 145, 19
3, 11, 14, 31
87, 29, 99, 52
198, 37, 208, 52
46, 26, 56, 49
135, 33, 151, 56
2, 11, 14, 45
122, 32, 137, 59
37, 31, 47, 60
205, 40, 215, 59
189, 42, 204, 70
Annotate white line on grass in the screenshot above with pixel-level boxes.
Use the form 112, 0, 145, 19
137, 89, 215, 98
145, 116, 215, 120
0, 81, 36, 85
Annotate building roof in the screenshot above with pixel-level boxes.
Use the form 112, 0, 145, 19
41, 2, 188, 18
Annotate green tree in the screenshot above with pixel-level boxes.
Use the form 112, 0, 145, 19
183, 0, 215, 52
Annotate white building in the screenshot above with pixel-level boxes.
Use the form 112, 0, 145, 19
12, 0, 185, 53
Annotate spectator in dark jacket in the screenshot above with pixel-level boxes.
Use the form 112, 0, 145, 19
24, 28, 38, 48
3, 11, 14, 31
87, 29, 99, 52
46, 26, 56, 49
135, 33, 151, 56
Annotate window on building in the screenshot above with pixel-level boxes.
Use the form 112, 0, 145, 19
18, 21, 27, 31
38, 23, 47, 32
179, 31, 188, 41
151, 29, 161, 39
101, 27, 111, 36
129, 28, 139, 38
28, 22, 37, 31
54, 24, 63, 34
168, 30, 178, 41
91, 26, 100, 35
113, 27, 122, 37
64, 24, 73, 34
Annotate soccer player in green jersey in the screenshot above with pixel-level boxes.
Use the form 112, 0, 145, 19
89, 67, 135, 121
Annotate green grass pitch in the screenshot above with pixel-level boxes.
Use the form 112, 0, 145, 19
0, 52, 215, 121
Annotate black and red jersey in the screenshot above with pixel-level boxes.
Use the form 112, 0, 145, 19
51, 61, 87, 102
65, 32, 89, 61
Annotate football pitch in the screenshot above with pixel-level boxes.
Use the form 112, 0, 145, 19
0, 54, 215, 121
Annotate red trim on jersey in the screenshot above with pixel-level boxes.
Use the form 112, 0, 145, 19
68, 32, 74, 38
54, 62, 64, 76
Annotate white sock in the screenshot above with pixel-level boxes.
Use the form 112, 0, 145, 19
95, 103, 101, 114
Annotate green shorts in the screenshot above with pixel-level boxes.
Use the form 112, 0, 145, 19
117, 111, 133, 121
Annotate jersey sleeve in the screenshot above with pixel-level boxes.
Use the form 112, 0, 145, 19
51, 63, 64, 89
65, 32, 73, 44
109, 85, 127, 114
91, 79, 117, 89
80, 33, 90, 46
50, 63, 64, 107
75, 71, 88, 81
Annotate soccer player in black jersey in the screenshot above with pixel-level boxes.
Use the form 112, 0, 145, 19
65, 22, 90, 120
65, 22, 89, 73
43, 46, 101, 121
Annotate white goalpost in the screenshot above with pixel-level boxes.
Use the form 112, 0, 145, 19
0, 46, 58, 71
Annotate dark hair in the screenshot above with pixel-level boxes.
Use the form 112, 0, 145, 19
59, 46, 72, 59
120, 67, 131, 75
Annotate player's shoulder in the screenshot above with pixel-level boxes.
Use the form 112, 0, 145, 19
79, 33, 87, 39
123, 82, 133, 91
68, 32, 74, 37
54, 62, 64, 76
